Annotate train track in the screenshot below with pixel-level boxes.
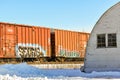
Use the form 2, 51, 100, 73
0, 61, 84, 65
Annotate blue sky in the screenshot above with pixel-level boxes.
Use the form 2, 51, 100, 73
0, 0, 119, 32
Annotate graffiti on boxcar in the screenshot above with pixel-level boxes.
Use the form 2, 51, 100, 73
15, 43, 46, 58
59, 50, 80, 57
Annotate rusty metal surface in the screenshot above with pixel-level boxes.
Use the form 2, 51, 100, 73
0, 22, 51, 58
54, 29, 89, 58
0, 22, 89, 60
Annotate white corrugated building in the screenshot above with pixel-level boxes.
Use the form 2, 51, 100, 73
83, 2, 120, 72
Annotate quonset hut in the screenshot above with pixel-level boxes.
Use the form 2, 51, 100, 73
83, 2, 120, 72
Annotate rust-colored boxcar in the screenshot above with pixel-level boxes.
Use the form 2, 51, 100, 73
53, 29, 89, 59
0, 22, 51, 58
0, 22, 89, 62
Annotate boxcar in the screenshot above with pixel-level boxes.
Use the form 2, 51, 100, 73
51, 29, 89, 61
0, 22, 51, 61
0, 22, 89, 62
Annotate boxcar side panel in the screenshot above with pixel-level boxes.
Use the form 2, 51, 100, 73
16, 25, 51, 58
55, 29, 89, 58
0, 24, 17, 58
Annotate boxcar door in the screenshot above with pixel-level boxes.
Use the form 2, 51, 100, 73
0, 24, 17, 58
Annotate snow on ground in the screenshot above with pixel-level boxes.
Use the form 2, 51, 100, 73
0, 63, 120, 80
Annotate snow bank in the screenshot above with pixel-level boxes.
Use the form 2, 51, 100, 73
0, 63, 43, 77
0, 63, 120, 80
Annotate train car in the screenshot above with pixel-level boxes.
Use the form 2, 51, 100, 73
0, 22, 89, 63
51, 29, 89, 62
0, 22, 51, 62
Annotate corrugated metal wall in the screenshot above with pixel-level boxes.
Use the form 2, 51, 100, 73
0, 23, 17, 58
55, 29, 89, 58
17, 26, 51, 57
0, 23, 51, 58
0, 22, 89, 59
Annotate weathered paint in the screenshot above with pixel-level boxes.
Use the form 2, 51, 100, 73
0, 22, 89, 59
15, 43, 46, 58
17, 26, 51, 57
0, 22, 51, 58
59, 50, 80, 57
0, 24, 17, 58
83, 2, 120, 72
55, 29, 89, 58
